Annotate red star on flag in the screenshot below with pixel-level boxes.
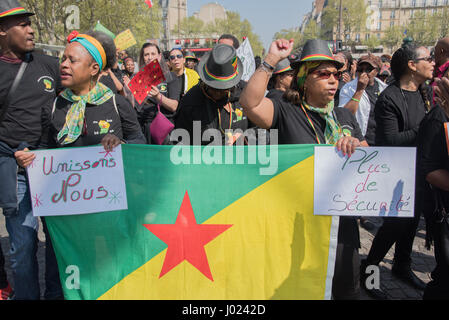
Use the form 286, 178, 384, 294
144, 191, 232, 281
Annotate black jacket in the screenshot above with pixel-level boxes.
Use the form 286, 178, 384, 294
374, 81, 430, 146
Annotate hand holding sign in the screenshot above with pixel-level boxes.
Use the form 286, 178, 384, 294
128, 60, 166, 104
314, 146, 416, 217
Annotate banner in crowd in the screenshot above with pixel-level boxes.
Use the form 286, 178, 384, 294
236, 37, 256, 82
114, 29, 137, 51
314, 146, 416, 218
93, 21, 116, 40
128, 59, 165, 104
26, 145, 128, 217
46, 144, 338, 300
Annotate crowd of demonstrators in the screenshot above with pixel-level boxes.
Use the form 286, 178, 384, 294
361, 43, 434, 300
2, 0, 449, 302
0, 0, 63, 300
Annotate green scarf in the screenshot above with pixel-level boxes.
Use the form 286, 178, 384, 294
58, 82, 114, 145
303, 100, 342, 145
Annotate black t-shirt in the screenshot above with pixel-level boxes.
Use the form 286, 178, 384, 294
49, 94, 145, 148
417, 105, 449, 211
175, 84, 252, 145
0, 53, 61, 149
364, 81, 381, 146
270, 97, 365, 144
403, 89, 426, 132
266, 89, 284, 100
269, 96, 365, 247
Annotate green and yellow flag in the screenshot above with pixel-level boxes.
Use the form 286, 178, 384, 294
46, 145, 338, 300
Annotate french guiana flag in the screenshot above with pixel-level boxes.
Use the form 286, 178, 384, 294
145, 0, 153, 8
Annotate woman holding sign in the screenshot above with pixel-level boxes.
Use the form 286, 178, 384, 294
44, 30, 145, 149
361, 43, 435, 299
239, 39, 369, 300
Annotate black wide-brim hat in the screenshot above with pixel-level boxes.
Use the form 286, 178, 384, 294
291, 39, 344, 70
198, 44, 243, 90
0, 0, 34, 19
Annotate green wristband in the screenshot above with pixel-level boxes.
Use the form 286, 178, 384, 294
351, 97, 360, 102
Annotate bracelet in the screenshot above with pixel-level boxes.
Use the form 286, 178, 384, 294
262, 60, 275, 71
259, 64, 273, 75
351, 97, 360, 102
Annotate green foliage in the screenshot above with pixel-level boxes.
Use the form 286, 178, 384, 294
172, 16, 204, 38
205, 11, 264, 56
320, 0, 368, 42
23, 0, 162, 50
406, 9, 449, 46
273, 28, 302, 50
362, 35, 380, 51
381, 26, 404, 52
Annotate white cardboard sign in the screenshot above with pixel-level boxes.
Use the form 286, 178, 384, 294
314, 146, 416, 217
27, 145, 128, 217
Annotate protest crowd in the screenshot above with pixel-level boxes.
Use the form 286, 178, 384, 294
0, 0, 448, 300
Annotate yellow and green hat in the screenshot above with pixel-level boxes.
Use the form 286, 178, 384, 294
0, 0, 34, 20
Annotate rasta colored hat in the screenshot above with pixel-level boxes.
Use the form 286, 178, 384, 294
273, 58, 292, 75
0, 0, 34, 19
290, 39, 343, 70
184, 51, 198, 62
198, 43, 243, 90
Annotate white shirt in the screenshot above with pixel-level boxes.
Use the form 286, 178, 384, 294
338, 77, 388, 136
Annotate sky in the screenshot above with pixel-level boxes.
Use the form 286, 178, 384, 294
187, 0, 315, 50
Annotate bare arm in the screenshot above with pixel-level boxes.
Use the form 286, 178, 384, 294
148, 85, 179, 113
427, 170, 449, 192
239, 39, 294, 129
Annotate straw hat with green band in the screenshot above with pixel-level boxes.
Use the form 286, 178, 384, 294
0, 0, 34, 20
197, 44, 243, 90
290, 39, 344, 70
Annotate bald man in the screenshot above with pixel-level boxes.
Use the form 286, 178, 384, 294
434, 37, 449, 77
432, 38, 449, 104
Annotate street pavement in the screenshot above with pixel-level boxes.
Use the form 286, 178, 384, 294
0, 211, 436, 300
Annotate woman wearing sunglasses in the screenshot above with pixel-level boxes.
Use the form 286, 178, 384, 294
361, 43, 435, 299
240, 39, 368, 300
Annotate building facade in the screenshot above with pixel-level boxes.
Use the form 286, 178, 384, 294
303, 0, 449, 54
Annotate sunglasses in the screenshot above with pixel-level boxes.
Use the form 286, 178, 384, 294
169, 54, 183, 60
311, 69, 342, 80
415, 56, 433, 63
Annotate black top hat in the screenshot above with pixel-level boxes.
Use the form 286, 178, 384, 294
290, 39, 343, 70
0, 0, 34, 20
198, 44, 243, 90
273, 58, 292, 75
